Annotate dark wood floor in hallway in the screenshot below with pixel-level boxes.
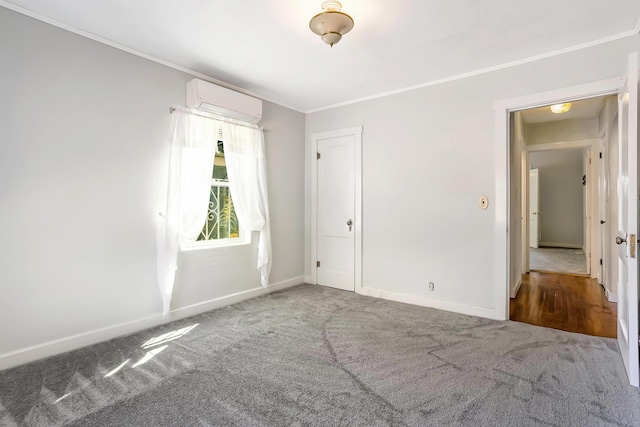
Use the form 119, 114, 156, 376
510, 272, 617, 338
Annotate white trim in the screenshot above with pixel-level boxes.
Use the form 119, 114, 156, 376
3, 0, 633, 116
0, 1, 303, 114
510, 277, 522, 299
307, 36, 635, 113
304, 275, 314, 284
494, 101, 510, 321
309, 126, 363, 292
0, 276, 304, 371
494, 77, 623, 321
635, 16, 640, 35
537, 242, 584, 249
606, 289, 619, 303
359, 286, 502, 320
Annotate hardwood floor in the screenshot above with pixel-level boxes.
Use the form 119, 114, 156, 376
509, 272, 617, 338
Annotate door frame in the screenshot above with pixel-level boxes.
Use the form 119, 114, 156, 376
524, 140, 600, 277
494, 76, 623, 320
310, 126, 363, 292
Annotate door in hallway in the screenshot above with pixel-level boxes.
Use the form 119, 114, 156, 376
529, 168, 540, 248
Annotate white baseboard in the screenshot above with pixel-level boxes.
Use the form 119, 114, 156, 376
538, 242, 583, 249
605, 288, 618, 303
0, 276, 304, 371
357, 286, 501, 320
510, 278, 522, 299
304, 275, 315, 284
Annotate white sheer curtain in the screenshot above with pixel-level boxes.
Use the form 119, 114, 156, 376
157, 109, 218, 315
157, 108, 272, 315
221, 122, 272, 286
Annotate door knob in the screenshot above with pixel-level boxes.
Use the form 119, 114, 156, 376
616, 236, 627, 245
347, 219, 353, 232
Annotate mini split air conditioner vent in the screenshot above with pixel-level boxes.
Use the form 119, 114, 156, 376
186, 79, 262, 124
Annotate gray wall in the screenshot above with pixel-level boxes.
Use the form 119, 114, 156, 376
0, 8, 305, 358
305, 35, 637, 310
530, 149, 585, 247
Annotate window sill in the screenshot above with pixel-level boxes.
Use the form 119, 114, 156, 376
180, 237, 250, 252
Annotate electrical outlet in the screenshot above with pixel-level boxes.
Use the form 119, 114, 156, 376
428, 282, 435, 292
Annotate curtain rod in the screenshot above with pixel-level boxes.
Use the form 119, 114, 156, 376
169, 106, 268, 133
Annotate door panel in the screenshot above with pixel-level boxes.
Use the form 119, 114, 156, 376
599, 141, 608, 285
616, 53, 639, 387
529, 169, 540, 248
317, 135, 355, 291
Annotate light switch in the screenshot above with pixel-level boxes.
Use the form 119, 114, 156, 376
479, 196, 489, 210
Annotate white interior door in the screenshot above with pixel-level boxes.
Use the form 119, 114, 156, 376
317, 135, 355, 291
599, 141, 608, 285
584, 150, 592, 276
529, 168, 540, 248
616, 52, 639, 387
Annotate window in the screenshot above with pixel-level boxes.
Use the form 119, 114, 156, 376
188, 141, 247, 248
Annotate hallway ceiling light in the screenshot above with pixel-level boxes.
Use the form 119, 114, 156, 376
550, 103, 572, 114
309, 1, 354, 47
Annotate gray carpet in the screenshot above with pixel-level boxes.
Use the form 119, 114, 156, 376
530, 247, 588, 275
1, 284, 640, 426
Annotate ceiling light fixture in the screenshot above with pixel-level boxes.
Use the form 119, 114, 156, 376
309, 1, 354, 47
550, 103, 572, 114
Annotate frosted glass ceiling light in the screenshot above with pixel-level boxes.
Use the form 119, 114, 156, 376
309, 1, 354, 47
550, 103, 572, 114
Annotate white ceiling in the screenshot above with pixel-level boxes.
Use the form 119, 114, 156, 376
3, 0, 640, 112
520, 96, 612, 124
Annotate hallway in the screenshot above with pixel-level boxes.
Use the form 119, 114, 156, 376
510, 272, 617, 338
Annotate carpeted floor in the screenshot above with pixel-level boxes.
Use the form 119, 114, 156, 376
530, 247, 587, 275
1, 284, 640, 426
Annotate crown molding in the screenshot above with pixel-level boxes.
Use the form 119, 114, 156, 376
306, 28, 638, 113
0, 1, 303, 113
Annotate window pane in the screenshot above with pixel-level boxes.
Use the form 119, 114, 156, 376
198, 142, 240, 242
213, 141, 228, 181
218, 186, 239, 238
197, 185, 239, 241
213, 152, 227, 180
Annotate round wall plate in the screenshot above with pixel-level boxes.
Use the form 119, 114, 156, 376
479, 196, 489, 210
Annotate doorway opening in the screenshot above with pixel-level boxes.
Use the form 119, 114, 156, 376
528, 147, 590, 276
495, 61, 639, 386
508, 95, 619, 338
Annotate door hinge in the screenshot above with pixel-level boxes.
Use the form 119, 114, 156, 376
317, 152, 321, 160
599, 152, 603, 159
600, 258, 603, 265
316, 261, 320, 268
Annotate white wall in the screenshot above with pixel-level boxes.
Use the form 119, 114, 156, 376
305, 35, 637, 314
530, 149, 585, 247
0, 8, 305, 365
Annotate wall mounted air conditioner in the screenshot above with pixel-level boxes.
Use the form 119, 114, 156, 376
186, 79, 262, 124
